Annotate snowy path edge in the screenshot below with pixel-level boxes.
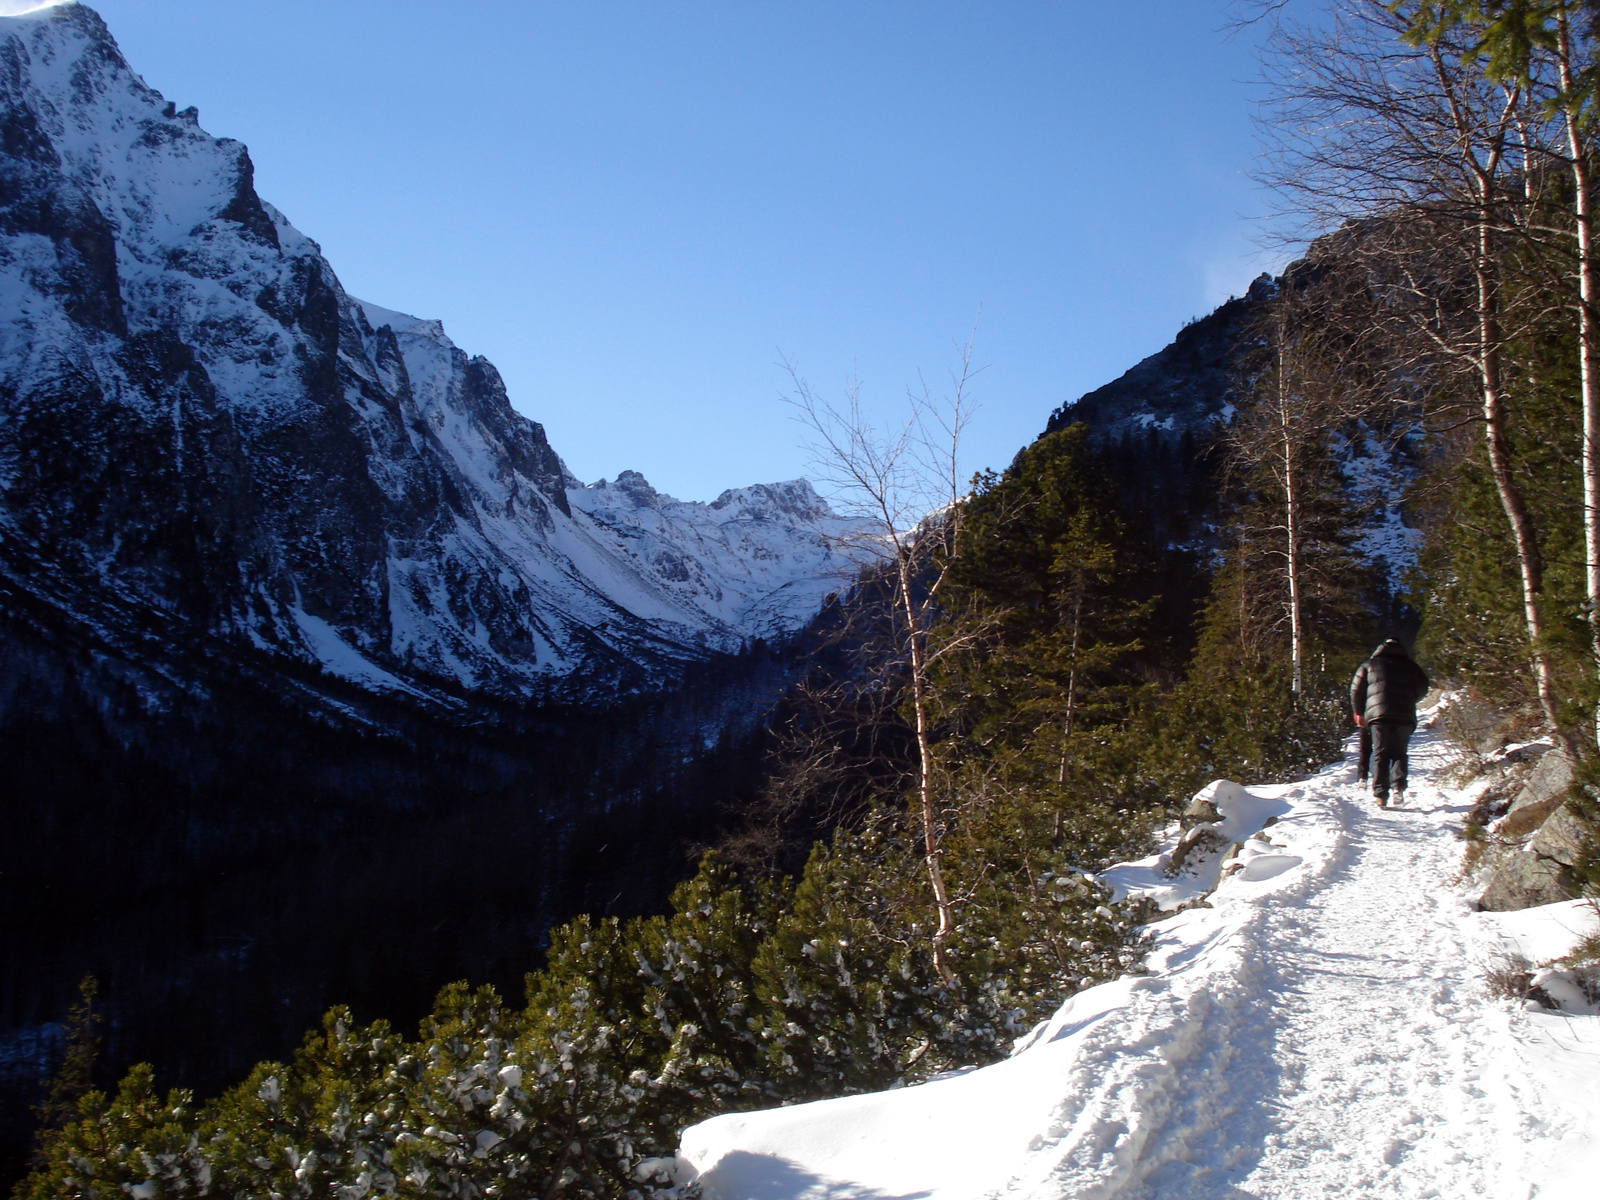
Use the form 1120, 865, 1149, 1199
673, 719, 1600, 1200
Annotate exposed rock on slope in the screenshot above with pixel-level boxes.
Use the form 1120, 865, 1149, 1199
1474, 745, 1582, 912
1044, 274, 1274, 448
1038, 267, 1421, 595
0, 3, 847, 715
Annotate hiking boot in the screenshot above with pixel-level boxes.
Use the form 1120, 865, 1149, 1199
1373, 789, 1389, 808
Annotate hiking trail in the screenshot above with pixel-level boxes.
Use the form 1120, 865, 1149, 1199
679, 723, 1600, 1199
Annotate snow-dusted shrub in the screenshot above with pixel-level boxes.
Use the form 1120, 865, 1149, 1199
1567, 763, 1600, 898
15, 778, 1151, 1200
204, 1012, 409, 1199
13, 1065, 211, 1200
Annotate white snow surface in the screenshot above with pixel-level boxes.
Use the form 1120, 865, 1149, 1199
1095, 780, 1297, 912
1339, 428, 1425, 590
679, 724, 1600, 1199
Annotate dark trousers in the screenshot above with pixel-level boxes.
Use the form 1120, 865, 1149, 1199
1369, 719, 1415, 797
1357, 724, 1371, 781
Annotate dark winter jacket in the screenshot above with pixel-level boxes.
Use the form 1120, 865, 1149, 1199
1350, 641, 1430, 726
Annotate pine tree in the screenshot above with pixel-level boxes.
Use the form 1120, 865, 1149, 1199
202, 1010, 408, 1199
751, 829, 936, 1099
627, 859, 776, 1120
29, 976, 104, 1163
15, 1065, 207, 1200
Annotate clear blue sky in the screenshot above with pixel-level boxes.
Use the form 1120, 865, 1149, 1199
77, 0, 1282, 502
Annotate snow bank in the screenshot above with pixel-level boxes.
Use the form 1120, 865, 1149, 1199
677, 732, 1600, 1199
1095, 779, 1300, 911
1478, 898, 1599, 968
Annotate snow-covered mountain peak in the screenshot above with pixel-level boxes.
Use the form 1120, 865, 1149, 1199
0, 2, 73, 19
0, 3, 853, 708
710, 478, 832, 522
354, 297, 444, 342
586, 469, 662, 507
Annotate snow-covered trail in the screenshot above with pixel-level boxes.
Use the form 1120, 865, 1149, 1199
1220, 740, 1549, 1198
680, 727, 1600, 1200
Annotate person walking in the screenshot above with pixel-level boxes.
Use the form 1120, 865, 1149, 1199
1350, 638, 1430, 807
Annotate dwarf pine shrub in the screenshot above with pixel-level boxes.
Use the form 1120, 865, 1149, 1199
16, 839, 1146, 1200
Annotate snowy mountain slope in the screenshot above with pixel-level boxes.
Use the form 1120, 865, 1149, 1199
1338, 427, 1426, 592
679, 723, 1600, 1199
1040, 270, 1423, 592
0, 3, 851, 710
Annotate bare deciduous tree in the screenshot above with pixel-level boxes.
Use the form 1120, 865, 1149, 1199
782, 336, 981, 982
1232, 283, 1353, 692
1395, 0, 1600, 746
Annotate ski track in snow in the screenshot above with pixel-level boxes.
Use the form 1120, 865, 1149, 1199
681, 727, 1600, 1200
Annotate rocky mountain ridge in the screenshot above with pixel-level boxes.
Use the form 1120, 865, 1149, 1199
0, 2, 849, 718
1044, 273, 1275, 447
1041, 267, 1421, 595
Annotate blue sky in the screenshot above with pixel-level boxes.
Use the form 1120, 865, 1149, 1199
81, 0, 1283, 502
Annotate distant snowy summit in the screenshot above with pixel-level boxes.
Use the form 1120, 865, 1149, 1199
0, 3, 852, 708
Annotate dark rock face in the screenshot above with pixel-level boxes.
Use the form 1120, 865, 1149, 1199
1478, 751, 1583, 911
1500, 751, 1574, 839
1044, 276, 1274, 449
1477, 849, 1577, 912
1030, 278, 1278, 571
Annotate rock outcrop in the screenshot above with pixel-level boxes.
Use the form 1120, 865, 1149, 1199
1477, 749, 1583, 912
1478, 848, 1577, 912
1499, 750, 1573, 839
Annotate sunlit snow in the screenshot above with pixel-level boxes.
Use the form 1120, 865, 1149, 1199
680, 711, 1600, 1199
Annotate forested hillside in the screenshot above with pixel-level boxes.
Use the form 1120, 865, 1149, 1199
3, 255, 1420, 1200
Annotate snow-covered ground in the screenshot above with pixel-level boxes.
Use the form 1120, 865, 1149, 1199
679, 723, 1600, 1199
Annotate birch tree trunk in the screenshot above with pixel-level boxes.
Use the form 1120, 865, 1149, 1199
1056, 592, 1083, 788
783, 336, 978, 985
1474, 225, 1570, 747
1555, 7, 1600, 749
1279, 337, 1305, 696
897, 550, 956, 983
